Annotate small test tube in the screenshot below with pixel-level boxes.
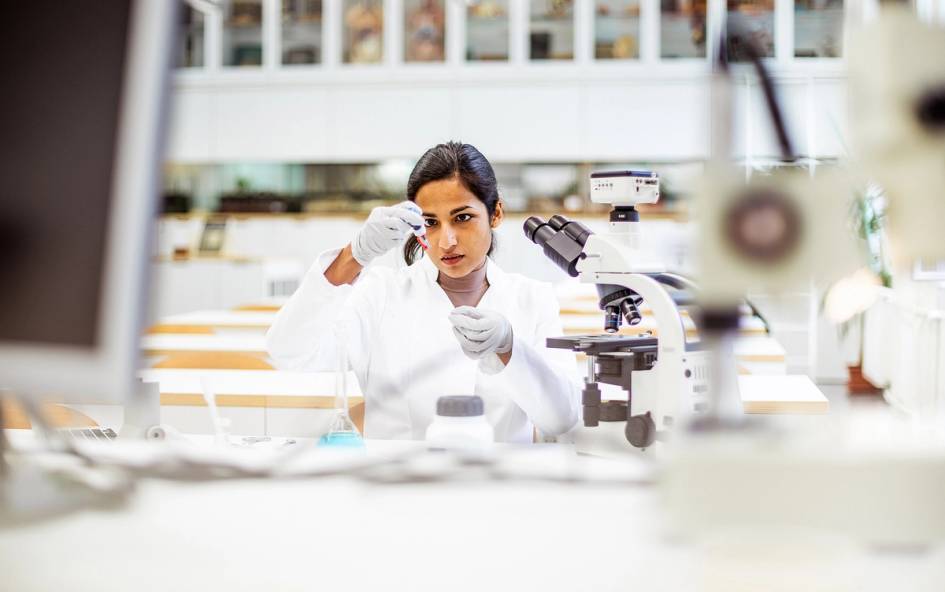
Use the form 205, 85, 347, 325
412, 226, 429, 250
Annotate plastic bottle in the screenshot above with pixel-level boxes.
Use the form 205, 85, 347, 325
425, 395, 494, 456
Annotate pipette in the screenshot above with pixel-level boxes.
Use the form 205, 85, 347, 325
412, 225, 430, 251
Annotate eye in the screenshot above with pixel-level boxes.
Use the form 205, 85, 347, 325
455, 213, 473, 223
424, 218, 437, 228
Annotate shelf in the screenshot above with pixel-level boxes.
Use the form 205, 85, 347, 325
159, 208, 689, 222
226, 21, 263, 28
283, 18, 323, 25
530, 15, 573, 22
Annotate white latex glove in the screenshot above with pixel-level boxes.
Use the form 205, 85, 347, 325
448, 306, 513, 361
351, 200, 424, 266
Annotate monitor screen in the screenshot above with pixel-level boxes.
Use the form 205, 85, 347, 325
0, 1, 131, 347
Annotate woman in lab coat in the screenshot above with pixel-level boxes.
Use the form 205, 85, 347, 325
266, 142, 579, 442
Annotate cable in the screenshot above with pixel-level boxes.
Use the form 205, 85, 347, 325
743, 297, 773, 335
647, 273, 770, 335
717, 26, 797, 162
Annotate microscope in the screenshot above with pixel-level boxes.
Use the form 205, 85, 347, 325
524, 170, 710, 449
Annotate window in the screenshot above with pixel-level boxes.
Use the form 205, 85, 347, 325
343, 0, 384, 63
530, 0, 574, 60
660, 0, 706, 58
282, 0, 323, 65
726, 0, 775, 61
177, 4, 205, 68
794, 0, 843, 58
595, 0, 641, 59
404, 0, 446, 62
223, 0, 264, 67
467, 0, 509, 61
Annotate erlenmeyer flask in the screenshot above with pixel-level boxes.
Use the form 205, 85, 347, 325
318, 326, 364, 448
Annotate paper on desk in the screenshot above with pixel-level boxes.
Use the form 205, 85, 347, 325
65, 436, 656, 486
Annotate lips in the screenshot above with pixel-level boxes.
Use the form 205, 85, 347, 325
441, 254, 464, 266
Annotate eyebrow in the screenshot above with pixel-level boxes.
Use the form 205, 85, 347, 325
422, 205, 474, 218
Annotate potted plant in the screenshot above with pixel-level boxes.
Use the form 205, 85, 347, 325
826, 183, 891, 395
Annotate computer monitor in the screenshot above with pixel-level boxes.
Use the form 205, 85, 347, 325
0, 2, 177, 404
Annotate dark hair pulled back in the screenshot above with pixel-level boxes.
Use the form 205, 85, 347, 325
403, 141, 500, 265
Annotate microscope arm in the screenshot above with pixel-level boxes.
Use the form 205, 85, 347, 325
650, 272, 771, 336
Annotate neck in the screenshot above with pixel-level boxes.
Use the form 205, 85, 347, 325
437, 258, 489, 306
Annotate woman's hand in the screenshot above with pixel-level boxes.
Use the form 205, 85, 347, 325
351, 201, 424, 266
448, 306, 513, 365
326, 201, 423, 286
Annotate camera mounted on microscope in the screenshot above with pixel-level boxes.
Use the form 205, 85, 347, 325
589, 170, 660, 223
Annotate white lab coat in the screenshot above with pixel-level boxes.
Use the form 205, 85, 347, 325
266, 248, 580, 442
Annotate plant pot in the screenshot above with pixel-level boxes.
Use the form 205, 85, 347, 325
847, 364, 882, 396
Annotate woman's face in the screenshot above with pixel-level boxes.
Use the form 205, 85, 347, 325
415, 176, 503, 279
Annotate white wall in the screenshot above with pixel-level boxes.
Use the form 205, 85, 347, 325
166, 70, 848, 163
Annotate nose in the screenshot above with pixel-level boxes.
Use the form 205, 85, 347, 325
439, 225, 457, 249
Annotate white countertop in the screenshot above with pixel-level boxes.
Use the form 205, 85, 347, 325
142, 331, 782, 359
138, 368, 824, 414
0, 433, 936, 591
139, 368, 363, 398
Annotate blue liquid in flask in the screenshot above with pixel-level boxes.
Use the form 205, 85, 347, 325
318, 431, 364, 447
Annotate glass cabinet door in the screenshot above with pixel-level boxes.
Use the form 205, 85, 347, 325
660, 0, 706, 58
404, 0, 446, 62
529, 0, 574, 60
594, 0, 641, 59
223, 0, 264, 66
343, 0, 384, 63
467, 0, 509, 61
726, 0, 775, 61
282, 0, 323, 64
177, 4, 206, 68
794, 0, 842, 57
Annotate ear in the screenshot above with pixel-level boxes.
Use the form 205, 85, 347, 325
491, 200, 505, 229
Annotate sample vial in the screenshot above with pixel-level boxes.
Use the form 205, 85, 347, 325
425, 395, 494, 456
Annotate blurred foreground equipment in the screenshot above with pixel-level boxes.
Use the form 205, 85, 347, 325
849, 5, 945, 264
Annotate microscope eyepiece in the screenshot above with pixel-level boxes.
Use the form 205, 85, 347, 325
523, 216, 547, 243
548, 214, 569, 231
522, 216, 593, 277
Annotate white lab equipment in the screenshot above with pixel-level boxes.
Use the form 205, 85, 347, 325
589, 170, 660, 207
524, 170, 712, 448
266, 250, 580, 442
694, 167, 857, 308
660, 23, 945, 549
848, 5, 945, 264
0, 0, 175, 405
425, 395, 494, 456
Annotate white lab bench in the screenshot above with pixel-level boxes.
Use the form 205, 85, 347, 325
0, 433, 940, 592
140, 334, 787, 383
152, 309, 770, 337
125, 369, 824, 442
139, 369, 362, 438
134, 330, 791, 437
157, 310, 277, 332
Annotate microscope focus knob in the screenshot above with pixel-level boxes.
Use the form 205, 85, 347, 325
599, 400, 628, 422
625, 412, 656, 448
582, 382, 602, 427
